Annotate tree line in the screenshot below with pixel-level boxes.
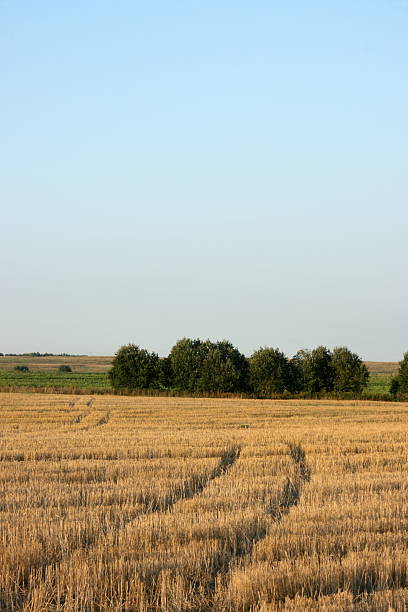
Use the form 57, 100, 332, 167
108, 339, 396, 397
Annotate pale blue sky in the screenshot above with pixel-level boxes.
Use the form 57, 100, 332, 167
1, 1, 407, 360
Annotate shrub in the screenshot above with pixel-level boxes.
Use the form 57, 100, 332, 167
14, 365, 29, 372
58, 365, 72, 373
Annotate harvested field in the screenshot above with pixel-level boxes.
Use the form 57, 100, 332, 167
0, 393, 408, 611
0, 356, 113, 373
364, 361, 399, 375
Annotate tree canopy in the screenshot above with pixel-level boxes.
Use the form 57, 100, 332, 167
169, 338, 248, 393
293, 346, 335, 393
168, 338, 203, 392
249, 347, 291, 395
109, 344, 161, 390
331, 347, 369, 392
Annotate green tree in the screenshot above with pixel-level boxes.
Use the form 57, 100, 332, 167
294, 346, 335, 393
169, 338, 248, 393
249, 347, 290, 395
390, 376, 400, 398
198, 340, 248, 393
169, 338, 203, 391
158, 356, 173, 389
109, 344, 160, 390
331, 347, 369, 393
394, 352, 408, 395
286, 357, 304, 393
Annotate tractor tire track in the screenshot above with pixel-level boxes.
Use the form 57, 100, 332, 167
148, 445, 241, 513
193, 443, 311, 609
15, 446, 241, 611
96, 411, 110, 426
267, 442, 311, 520
71, 412, 86, 425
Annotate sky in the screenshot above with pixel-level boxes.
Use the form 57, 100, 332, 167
1, 1, 407, 360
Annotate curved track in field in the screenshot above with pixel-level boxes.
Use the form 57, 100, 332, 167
15, 446, 241, 611
15, 444, 310, 612
203, 443, 312, 608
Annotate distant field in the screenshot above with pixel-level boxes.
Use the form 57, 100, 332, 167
0, 355, 113, 372
0, 356, 397, 395
364, 361, 399, 375
1, 393, 408, 611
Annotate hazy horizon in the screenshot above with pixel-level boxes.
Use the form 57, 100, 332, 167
0, 344, 404, 364
2, 2, 407, 362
